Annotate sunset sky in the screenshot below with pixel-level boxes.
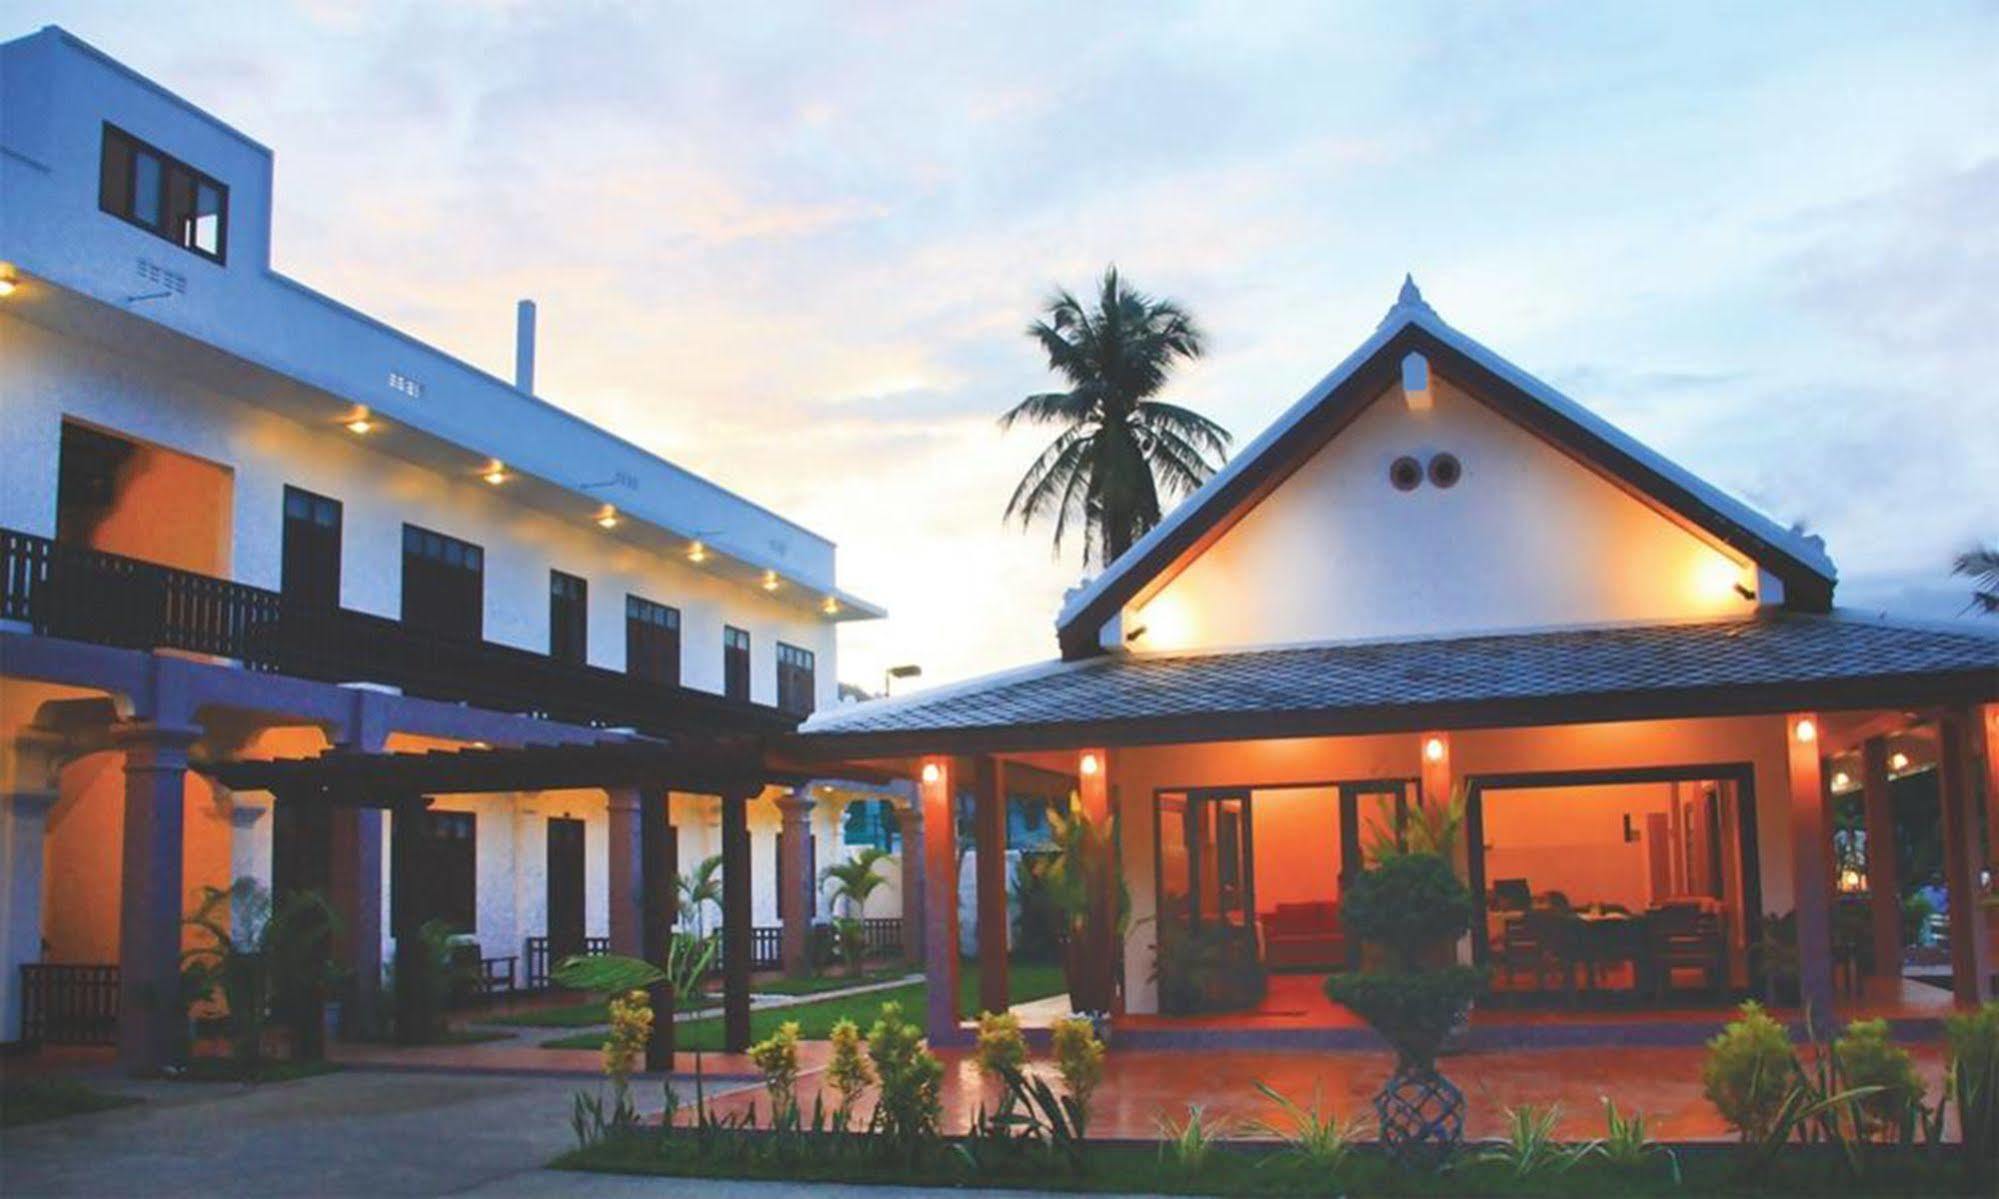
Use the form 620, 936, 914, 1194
31, 1, 1998, 692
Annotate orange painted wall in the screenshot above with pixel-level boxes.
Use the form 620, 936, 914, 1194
1248, 787, 1341, 911
74, 430, 233, 575
42, 749, 235, 963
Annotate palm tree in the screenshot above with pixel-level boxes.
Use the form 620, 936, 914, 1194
822, 847, 893, 975
1002, 267, 1232, 565
1955, 544, 1999, 615
676, 853, 724, 939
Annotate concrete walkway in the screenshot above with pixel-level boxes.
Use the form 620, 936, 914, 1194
0, 1066, 1100, 1197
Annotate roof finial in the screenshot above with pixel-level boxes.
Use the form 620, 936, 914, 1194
1378, 272, 1437, 329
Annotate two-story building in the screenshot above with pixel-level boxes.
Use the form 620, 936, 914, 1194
799, 278, 1999, 1048
0, 26, 901, 1072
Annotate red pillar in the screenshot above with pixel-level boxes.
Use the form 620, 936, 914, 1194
1786, 713, 1837, 1021
1939, 708, 1993, 1006
605, 787, 642, 957
974, 756, 1008, 1015
919, 758, 959, 1044
898, 795, 925, 969
1859, 738, 1902, 980
778, 789, 815, 978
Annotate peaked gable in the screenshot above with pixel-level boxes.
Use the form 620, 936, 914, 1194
1055, 283, 1836, 659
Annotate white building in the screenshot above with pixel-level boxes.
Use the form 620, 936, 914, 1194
0, 25, 905, 1069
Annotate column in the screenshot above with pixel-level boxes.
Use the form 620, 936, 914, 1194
778, 788, 815, 979
973, 756, 1008, 1015
1077, 749, 1118, 1015
1939, 708, 1993, 1006
605, 787, 642, 957
2, 731, 63, 1045
898, 793, 925, 968
720, 787, 754, 1053
113, 721, 200, 1075
1786, 713, 1836, 1020
388, 792, 433, 1044
1859, 738, 1902, 981
327, 731, 386, 1039
640, 790, 675, 1070
920, 758, 959, 1044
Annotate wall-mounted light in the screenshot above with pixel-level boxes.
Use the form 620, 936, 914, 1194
1831, 770, 1852, 791
0, 273, 17, 299
1889, 751, 1910, 772
1838, 867, 1865, 894
920, 762, 941, 785
1793, 718, 1817, 744
884, 664, 922, 696
821, 596, 840, 616
1080, 752, 1101, 777
483, 462, 509, 486
595, 506, 619, 529
688, 541, 708, 564
1423, 736, 1446, 763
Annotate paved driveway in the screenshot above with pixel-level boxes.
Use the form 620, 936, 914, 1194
0, 1069, 1103, 1198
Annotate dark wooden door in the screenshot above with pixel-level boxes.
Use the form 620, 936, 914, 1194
546, 817, 586, 962
281, 486, 343, 610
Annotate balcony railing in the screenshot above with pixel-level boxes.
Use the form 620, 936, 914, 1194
1, 528, 797, 738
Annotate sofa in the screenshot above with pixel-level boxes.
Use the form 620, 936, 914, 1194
1258, 901, 1345, 970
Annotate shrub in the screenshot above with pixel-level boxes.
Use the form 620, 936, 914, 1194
1480, 1102, 1583, 1178
866, 1001, 943, 1162
974, 1010, 1027, 1078
1324, 965, 1484, 1069
1702, 1001, 1798, 1142
1947, 1001, 1999, 1184
747, 1020, 802, 1121
1157, 1103, 1227, 1174
1050, 1015, 1106, 1121
1595, 1096, 1679, 1183
1833, 1018, 1923, 1142
826, 1018, 875, 1128
1251, 1082, 1364, 1175
1340, 853, 1472, 968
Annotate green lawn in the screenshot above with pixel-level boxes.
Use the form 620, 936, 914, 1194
750, 966, 913, 997
0, 1076, 140, 1127
171, 1057, 344, 1083
542, 960, 1067, 1051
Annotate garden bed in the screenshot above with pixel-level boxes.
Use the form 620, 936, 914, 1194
0, 1076, 140, 1128
558, 1134, 1978, 1196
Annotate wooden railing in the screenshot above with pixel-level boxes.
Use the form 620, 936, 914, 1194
0, 528, 795, 738
524, 935, 612, 990
860, 917, 904, 958
18, 963, 120, 1045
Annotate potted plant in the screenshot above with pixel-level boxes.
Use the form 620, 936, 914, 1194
1044, 794, 1129, 1019
1324, 800, 1484, 1167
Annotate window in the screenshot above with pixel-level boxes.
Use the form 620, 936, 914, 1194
99, 124, 227, 262
549, 571, 587, 665
625, 596, 681, 685
724, 626, 751, 701
282, 487, 343, 610
423, 810, 477, 934
776, 642, 816, 716
401, 524, 484, 640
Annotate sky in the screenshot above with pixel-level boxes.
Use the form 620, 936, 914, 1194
26, 1, 1999, 692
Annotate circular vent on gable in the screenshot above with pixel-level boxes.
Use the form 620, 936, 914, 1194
1428, 452, 1463, 488
1389, 456, 1422, 491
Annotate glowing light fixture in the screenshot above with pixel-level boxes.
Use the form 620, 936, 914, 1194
1890, 751, 1910, 772
345, 415, 374, 435
821, 596, 840, 616
482, 462, 509, 486
1080, 752, 1101, 777
688, 541, 708, 564
920, 762, 941, 785
0, 275, 17, 298
762, 570, 780, 592
1838, 867, 1864, 893
595, 506, 619, 529
1794, 718, 1817, 744
1423, 736, 1446, 763
1699, 555, 1745, 602
1831, 770, 1852, 791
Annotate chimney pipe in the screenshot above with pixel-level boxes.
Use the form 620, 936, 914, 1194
514, 299, 537, 394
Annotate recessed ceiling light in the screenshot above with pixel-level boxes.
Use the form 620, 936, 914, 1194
762, 570, 780, 592
596, 507, 619, 529
688, 541, 708, 563
483, 463, 508, 485
345, 417, 373, 435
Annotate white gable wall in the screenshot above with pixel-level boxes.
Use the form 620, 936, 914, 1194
1126, 375, 1760, 652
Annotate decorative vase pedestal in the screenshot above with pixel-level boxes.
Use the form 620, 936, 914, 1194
1374, 1062, 1465, 1168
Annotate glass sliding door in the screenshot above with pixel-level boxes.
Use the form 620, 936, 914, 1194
1153, 789, 1260, 1013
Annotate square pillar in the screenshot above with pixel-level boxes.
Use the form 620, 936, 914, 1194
605, 788, 642, 957
919, 758, 959, 1044
720, 788, 754, 1053
778, 788, 816, 978
974, 756, 1008, 1015
113, 722, 201, 1075
1859, 738, 1902, 980
1786, 714, 1837, 1020
388, 793, 434, 1044
897, 792, 925, 968
1939, 708, 1993, 1006
639, 790, 675, 1070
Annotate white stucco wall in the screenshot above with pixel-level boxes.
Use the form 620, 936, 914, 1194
1127, 377, 1761, 654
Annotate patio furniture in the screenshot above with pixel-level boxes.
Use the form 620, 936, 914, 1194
1647, 904, 1727, 1000
1259, 902, 1345, 970
1571, 910, 1649, 997
1495, 913, 1561, 991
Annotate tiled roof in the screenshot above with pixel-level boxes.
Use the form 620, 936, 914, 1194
803, 613, 1997, 744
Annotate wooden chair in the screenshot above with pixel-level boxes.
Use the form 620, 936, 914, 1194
1648, 906, 1727, 1001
